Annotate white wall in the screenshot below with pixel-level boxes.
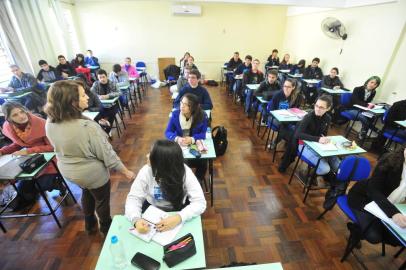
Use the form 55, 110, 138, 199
380, 24, 406, 104
73, 1, 287, 80
282, 1, 406, 103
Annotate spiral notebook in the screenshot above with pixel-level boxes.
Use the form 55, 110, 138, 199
129, 205, 182, 246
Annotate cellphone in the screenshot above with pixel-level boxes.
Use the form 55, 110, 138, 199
131, 252, 161, 270
189, 148, 201, 158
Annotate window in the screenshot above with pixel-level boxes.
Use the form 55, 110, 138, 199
0, 28, 13, 85
62, 9, 80, 54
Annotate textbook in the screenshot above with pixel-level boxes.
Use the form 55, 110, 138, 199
129, 205, 182, 246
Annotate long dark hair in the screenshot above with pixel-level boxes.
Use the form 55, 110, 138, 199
375, 147, 405, 175
284, 78, 300, 107
182, 93, 205, 132
149, 140, 185, 210
75, 53, 85, 66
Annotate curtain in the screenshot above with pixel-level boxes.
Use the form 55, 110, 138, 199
7, 0, 73, 73
0, 0, 32, 73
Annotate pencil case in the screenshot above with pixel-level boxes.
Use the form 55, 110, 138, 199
162, 233, 196, 267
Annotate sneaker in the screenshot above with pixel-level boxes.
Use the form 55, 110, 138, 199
236, 97, 241, 103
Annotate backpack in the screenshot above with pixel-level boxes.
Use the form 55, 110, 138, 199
212, 126, 228, 156
206, 80, 219, 86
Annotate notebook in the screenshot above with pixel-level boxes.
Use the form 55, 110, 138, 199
0, 155, 31, 180
129, 205, 183, 246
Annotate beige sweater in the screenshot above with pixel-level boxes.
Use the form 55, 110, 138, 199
46, 118, 125, 189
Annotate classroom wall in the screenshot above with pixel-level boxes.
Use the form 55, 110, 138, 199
282, 1, 406, 103
73, 1, 287, 80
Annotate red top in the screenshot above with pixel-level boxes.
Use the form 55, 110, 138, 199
0, 113, 57, 174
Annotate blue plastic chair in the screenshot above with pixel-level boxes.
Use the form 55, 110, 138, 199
381, 109, 406, 150
328, 156, 377, 262
136, 61, 148, 93
339, 93, 360, 137
318, 155, 371, 220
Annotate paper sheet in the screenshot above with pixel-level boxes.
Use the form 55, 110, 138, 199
128, 205, 183, 246
316, 143, 337, 151
364, 201, 406, 233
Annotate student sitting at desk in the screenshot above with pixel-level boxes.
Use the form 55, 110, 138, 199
45, 80, 135, 236
270, 78, 301, 111
91, 69, 121, 131
231, 55, 252, 98
348, 147, 406, 246
56, 55, 76, 79
166, 93, 208, 183
243, 59, 264, 114
290, 59, 306, 75
84, 49, 100, 68
36, 60, 61, 83
174, 69, 213, 110
279, 54, 292, 70
125, 139, 206, 233
342, 76, 381, 140
227, 51, 242, 71
279, 95, 340, 182
180, 52, 191, 71
7, 64, 36, 91
265, 49, 280, 69
0, 102, 64, 208
91, 69, 120, 100
267, 78, 302, 147
122, 57, 139, 78
303, 57, 324, 105
74, 74, 101, 112
185, 56, 198, 71
109, 64, 130, 89
172, 66, 191, 96
373, 99, 406, 152
321, 67, 344, 89
254, 69, 280, 100
7, 65, 46, 113
71, 53, 86, 69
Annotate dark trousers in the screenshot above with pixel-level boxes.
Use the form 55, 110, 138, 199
352, 208, 400, 246
17, 174, 59, 202
81, 180, 112, 233
302, 85, 318, 105
186, 159, 207, 181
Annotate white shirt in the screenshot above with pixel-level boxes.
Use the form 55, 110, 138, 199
125, 164, 206, 225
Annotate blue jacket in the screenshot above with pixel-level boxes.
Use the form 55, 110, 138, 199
85, 56, 99, 67
165, 110, 208, 141
174, 85, 213, 110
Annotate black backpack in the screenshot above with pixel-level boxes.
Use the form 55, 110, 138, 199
212, 126, 228, 156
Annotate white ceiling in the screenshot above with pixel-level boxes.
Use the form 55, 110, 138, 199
73, 0, 397, 8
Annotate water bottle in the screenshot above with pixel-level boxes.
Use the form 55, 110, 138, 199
110, 235, 128, 269
206, 127, 211, 138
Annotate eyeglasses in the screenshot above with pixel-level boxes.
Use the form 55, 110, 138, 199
314, 104, 328, 110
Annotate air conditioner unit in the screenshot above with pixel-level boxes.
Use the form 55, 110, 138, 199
172, 5, 201, 16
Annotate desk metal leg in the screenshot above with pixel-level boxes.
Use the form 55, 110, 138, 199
289, 145, 305, 184
209, 159, 214, 207
303, 158, 321, 203
0, 221, 6, 233
34, 180, 62, 228
257, 110, 263, 136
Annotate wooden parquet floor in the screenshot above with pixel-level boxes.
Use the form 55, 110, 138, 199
0, 84, 405, 270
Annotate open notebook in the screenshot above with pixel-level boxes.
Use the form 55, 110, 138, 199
129, 205, 183, 246
364, 201, 406, 233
